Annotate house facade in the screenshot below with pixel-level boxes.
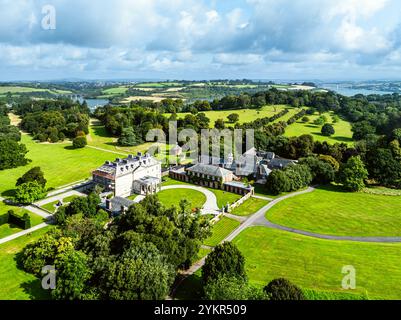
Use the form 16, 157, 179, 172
93, 153, 161, 198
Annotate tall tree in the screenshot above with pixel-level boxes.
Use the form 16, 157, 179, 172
202, 242, 246, 284
339, 156, 368, 192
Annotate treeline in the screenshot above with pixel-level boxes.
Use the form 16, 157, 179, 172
0, 103, 30, 170
16, 99, 90, 142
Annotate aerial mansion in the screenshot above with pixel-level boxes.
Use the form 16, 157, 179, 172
93, 153, 162, 197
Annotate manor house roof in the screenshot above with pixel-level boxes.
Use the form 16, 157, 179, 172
187, 163, 232, 178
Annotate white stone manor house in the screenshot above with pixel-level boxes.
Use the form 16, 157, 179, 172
92, 153, 162, 198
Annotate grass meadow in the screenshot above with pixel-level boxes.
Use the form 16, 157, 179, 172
233, 227, 401, 300
267, 185, 401, 237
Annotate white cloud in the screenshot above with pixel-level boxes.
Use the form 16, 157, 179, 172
0, 0, 401, 80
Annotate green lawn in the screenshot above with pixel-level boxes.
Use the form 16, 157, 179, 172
162, 177, 241, 209
233, 227, 401, 300
0, 134, 120, 196
204, 217, 240, 247
0, 227, 52, 300
211, 189, 242, 209
40, 195, 82, 213
0, 203, 45, 239
267, 185, 401, 237
157, 189, 206, 210
173, 105, 291, 127
284, 112, 353, 145
230, 197, 269, 216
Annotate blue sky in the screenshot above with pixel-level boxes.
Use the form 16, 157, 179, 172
1, 0, 401, 81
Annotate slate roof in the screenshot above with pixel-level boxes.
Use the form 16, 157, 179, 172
268, 158, 297, 169
187, 163, 233, 178
104, 197, 135, 214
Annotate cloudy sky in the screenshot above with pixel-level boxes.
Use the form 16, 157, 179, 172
1, 0, 401, 81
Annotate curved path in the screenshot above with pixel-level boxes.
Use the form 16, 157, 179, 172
134, 185, 220, 215
226, 186, 401, 244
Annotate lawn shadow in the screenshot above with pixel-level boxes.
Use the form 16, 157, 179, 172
173, 273, 203, 300
316, 184, 347, 193
20, 279, 51, 300
64, 145, 75, 150
332, 136, 353, 143
313, 132, 353, 143
91, 125, 113, 138
105, 141, 119, 147
1, 189, 16, 198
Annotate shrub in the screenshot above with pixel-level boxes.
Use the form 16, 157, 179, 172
204, 275, 267, 300
14, 181, 47, 204
264, 278, 305, 301
321, 123, 335, 137
73, 136, 87, 149
202, 242, 246, 284
16, 167, 47, 187
7, 210, 31, 230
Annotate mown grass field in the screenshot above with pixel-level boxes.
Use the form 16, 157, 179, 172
267, 185, 401, 237
161, 178, 241, 209
156, 189, 206, 210
174, 105, 290, 127
284, 111, 353, 145
230, 197, 269, 216
0, 203, 44, 238
0, 134, 118, 196
87, 120, 153, 155
204, 217, 240, 247
0, 227, 52, 300
233, 227, 401, 300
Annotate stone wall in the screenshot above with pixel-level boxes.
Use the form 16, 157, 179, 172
227, 192, 253, 212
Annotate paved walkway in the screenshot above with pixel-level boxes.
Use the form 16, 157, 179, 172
87, 145, 128, 156
252, 195, 274, 201
24, 205, 52, 219
35, 190, 86, 207
0, 223, 49, 245
225, 187, 316, 242
133, 185, 220, 216
46, 180, 92, 198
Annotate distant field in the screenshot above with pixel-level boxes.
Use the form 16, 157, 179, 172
122, 96, 175, 103
0, 134, 119, 196
284, 111, 353, 145
0, 227, 52, 300
135, 82, 182, 88
267, 185, 401, 237
0, 86, 71, 95
101, 86, 129, 95
234, 227, 401, 300
173, 105, 291, 127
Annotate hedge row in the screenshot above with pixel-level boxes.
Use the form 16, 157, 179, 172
5, 210, 31, 230
286, 109, 307, 125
